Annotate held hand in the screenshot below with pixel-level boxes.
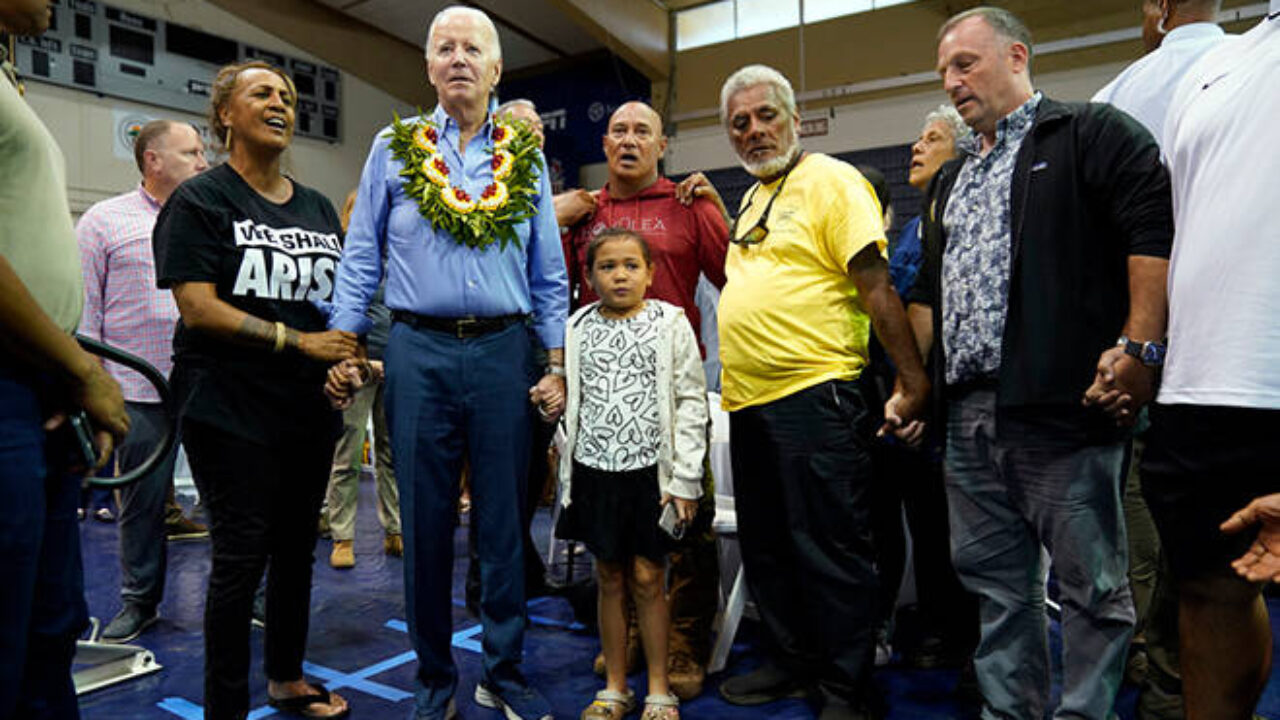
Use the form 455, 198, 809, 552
879, 377, 929, 445
675, 172, 729, 219
529, 374, 566, 423
323, 359, 362, 410
368, 360, 386, 384
1221, 493, 1280, 582
663, 494, 699, 526
1082, 347, 1155, 426
298, 329, 359, 363
553, 188, 597, 227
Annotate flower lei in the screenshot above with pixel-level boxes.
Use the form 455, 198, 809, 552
386, 111, 543, 251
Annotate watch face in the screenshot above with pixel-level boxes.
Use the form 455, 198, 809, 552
1141, 342, 1166, 366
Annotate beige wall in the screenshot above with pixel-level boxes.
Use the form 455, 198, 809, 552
23, 0, 416, 213
666, 61, 1130, 175
665, 0, 1260, 173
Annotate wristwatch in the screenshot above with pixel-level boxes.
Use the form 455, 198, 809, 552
1116, 336, 1166, 367
546, 364, 566, 378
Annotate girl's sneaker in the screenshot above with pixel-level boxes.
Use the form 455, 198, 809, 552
640, 693, 679, 720
580, 688, 635, 720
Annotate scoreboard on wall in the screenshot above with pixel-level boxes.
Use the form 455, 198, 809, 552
11, 0, 342, 142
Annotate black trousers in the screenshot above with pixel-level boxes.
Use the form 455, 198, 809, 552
183, 419, 333, 720
729, 379, 878, 701
870, 440, 978, 649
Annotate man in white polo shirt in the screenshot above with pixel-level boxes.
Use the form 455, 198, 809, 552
1091, 3, 1230, 715
1093, 0, 1229, 142
1139, 4, 1280, 717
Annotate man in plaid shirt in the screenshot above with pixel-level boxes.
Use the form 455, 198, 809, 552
76, 119, 208, 643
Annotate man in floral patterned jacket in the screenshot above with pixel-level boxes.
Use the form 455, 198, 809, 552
905, 7, 1173, 719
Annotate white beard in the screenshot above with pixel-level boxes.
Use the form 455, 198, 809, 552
741, 141, 800, 179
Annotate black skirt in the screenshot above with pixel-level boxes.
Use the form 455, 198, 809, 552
556, 461, 670, 564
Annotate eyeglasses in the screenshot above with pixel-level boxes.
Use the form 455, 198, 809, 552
729, 153, 802, 247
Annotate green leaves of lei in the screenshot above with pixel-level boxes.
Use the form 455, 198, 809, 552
387, 111, 544, 251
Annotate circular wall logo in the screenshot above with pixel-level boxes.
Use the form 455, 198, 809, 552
117, 114, 153, 152
588, 102, 605, 123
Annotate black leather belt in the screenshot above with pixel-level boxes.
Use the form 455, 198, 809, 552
392, 311, 526, 339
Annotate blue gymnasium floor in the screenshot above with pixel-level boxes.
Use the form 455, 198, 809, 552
77, 477, 1280, 720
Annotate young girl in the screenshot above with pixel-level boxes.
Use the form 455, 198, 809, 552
557, 228, 709, 720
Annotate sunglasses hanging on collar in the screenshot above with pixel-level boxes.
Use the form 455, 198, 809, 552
729, 152, 804, 247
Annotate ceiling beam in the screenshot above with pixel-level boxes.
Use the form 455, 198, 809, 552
466, 0, 569, 60
205, 0, 432, 107
544, 0, 670, 80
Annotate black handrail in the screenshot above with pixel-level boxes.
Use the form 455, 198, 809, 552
75, 335, 175, 489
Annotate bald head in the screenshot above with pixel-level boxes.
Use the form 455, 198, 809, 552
603, 101, 667, 198
608, 101, 663, 136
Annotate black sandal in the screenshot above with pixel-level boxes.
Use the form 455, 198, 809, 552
267, 684, 350, 719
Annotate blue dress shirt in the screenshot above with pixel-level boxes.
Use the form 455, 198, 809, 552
330, 105, 568, 349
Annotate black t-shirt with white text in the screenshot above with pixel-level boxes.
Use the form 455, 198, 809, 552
153, 163, 342, 445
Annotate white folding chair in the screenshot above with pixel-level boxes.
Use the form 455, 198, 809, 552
706, 392, 747, 674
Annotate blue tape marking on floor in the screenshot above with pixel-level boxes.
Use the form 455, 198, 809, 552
524, 595, 586, 631
452, 624, 484, 653
387, 616, 484, 654
157, 697, 208, 720
528, 613, 586, 631
303, 660, 414, 702
443, 596, 585, 630
353, 649, 418, 678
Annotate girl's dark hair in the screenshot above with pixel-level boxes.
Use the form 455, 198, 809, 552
585, 227, 652, 272
208, 61, 297, 147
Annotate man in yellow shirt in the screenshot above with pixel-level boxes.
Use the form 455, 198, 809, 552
715, 64, 928, 720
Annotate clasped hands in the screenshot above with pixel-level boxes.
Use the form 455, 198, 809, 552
324, 357, 383, 410
1081, 346, 1158, 425
528, 374, 565, 423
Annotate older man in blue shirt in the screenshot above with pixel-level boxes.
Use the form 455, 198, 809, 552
328, 7, 566, 720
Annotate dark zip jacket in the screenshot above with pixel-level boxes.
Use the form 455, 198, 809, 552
906, 96, 1173, 441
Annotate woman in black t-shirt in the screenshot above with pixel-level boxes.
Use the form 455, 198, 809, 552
153, 61, 355, 720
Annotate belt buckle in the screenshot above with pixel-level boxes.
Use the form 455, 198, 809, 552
456, 316, 478, 339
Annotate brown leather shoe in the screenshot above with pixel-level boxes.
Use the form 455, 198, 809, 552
330, 539, 355, 569
384, 533, 404, 557
668, 651, 705, 701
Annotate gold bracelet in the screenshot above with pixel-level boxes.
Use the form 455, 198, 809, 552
273, 321, 287, 353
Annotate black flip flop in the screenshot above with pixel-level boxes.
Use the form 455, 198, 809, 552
267, 685, 350, 719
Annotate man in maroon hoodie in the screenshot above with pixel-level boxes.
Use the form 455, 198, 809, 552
565, 101, 729, 353
564, 100, 729, 698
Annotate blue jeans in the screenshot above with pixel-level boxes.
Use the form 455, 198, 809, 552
0, 365, 88, 720
945, 388, 1133, 720
384, 321, 535, 717
116, 401, 179, 611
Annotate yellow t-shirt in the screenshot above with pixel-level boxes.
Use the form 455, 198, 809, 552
718, 153, 886, 411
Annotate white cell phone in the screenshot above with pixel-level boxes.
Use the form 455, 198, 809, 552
659, 502, 685, 540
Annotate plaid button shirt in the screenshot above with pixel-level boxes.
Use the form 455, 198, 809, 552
77, 185, 179, 402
